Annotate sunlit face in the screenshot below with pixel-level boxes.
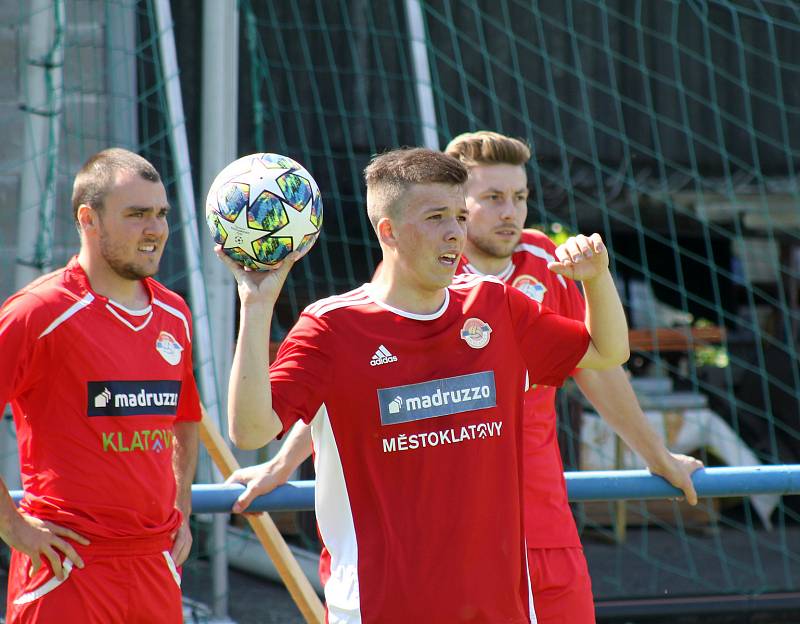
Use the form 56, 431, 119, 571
92, 171, 170, 280
463, 163, 529, 262
390, 183, 468, 291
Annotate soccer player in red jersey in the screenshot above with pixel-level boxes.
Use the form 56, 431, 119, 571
445, 130, 704, 623
219, 147, 629, 623
0, 148, 200, 623
227, 135, 705, 623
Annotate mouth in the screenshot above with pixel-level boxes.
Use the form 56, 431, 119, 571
438, 252, 459, 266
494, 227, 520, 238
137, 243, 159, 254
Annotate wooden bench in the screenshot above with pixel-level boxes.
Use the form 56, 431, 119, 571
628, 326, 726, 352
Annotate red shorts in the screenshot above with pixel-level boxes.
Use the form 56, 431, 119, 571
5, 536, 183, 624
528, 547, 595, 624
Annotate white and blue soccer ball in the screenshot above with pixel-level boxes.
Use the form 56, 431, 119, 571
205, 152, 323, 270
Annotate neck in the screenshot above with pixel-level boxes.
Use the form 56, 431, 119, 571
463, 244, 512, 276
77, 248, 149, 310
370, 266, 447, 316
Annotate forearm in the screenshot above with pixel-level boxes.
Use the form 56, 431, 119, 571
574, 367, 671, 469
172, 422, 199, 519
229, 302, 282, 448
582, 270, 629, 367
0, 477, 23, 544
270, 420, 314, 480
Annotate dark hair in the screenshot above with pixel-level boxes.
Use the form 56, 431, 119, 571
71, 148, 161, 223
364, 147, 468, 188
444, 131, 531, 168
363, 148, 468, 228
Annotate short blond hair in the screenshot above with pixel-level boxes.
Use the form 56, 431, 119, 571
363, 148, 467, 228
444, 131, 531, 168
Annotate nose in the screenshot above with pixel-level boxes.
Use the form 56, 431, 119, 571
444, 215, 465, 243
498, 198, 517, 220
143, 213, 168, 237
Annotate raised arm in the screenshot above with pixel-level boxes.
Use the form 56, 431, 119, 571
217, 249, 302, 450
548, 233, 629, 369
574, 367, 704, 504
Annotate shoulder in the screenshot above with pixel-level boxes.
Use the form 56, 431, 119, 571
450, 274, 545, 329
1, 267, 89, 337
279, 290, 372, 355
511, 230, 571, 291
450, 274, 509, 302
147, 278, 189, 310
451, 272, 505, 290
15, 266, 73, 305
303, 286, 372, 319
147, 279, 193, 339
515, 229, 558, 259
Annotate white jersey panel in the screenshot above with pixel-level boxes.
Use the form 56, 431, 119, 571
524, 542, 537, 623
311, 405, 362, 623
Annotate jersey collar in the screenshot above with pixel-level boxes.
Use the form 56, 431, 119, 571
363, 284, 450, 321
461, 258, 516, 283
66, 255, 155, 306
66, 256, 155, 332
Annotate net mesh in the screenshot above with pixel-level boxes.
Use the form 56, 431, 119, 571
239, 0, 800, 603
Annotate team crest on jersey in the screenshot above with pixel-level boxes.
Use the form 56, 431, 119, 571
460, 317, 492, 349
155, 331, 183, 365
512, 274, 547, 303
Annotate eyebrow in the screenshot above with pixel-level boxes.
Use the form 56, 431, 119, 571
125, 205, 171, 212
482, 187, 528, 195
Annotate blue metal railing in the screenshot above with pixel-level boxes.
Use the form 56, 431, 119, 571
15, 465, 794, 513
10, 466, 800, 513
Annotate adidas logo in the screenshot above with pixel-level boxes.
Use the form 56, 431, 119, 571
370, 345, 398, 367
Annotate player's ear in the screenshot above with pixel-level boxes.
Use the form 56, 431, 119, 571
76, 203, 97, 233
377, 217, 398, 249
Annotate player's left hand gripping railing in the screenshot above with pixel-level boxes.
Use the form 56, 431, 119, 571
16, 465, 791, 512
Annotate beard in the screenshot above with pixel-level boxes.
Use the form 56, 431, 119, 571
468, 229, 521, 260
98, 229, 160, 281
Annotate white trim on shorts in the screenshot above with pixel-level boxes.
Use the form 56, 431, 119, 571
13, 559, 74, 605
162, 551, 182, 587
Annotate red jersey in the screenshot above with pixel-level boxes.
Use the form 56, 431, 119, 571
458, 229, 587, 548
0, 257, 201, 541
270, 275, 589, 624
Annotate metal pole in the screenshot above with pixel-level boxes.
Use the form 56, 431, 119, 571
200, 0, 239, 620
12, 465, 794, 512
8, 0, 65, 490
210, 464, 800, 510
152, 1, 231, 620
106, 0, 138, 149
403, 0, 439, 149
16, 0, 64, 288
7, 464, 800, 509
200, 0, 237, 447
